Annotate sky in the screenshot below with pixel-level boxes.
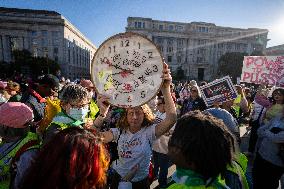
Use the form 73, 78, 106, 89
1, 0, 284, 48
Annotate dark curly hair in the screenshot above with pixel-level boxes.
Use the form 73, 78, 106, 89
168, 110, 234, 180
60, 84, 89, 104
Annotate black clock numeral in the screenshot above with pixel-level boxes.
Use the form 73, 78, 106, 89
141, 91, 146, 98
109, 46, 116, 53
121, 40, 130, 47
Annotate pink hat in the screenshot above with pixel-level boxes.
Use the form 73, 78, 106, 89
0, 102, 34, 128
80, 79, 94, 89
0, 81, 7, 89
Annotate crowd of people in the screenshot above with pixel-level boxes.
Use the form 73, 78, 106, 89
0, 68, 284, 189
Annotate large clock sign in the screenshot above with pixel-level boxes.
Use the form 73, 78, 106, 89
91, 32, 164, 108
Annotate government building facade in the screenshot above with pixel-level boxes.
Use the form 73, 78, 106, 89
126, 17, 268, 81
0, 7, 96, 79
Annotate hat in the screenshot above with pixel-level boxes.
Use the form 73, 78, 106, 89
0, 102, 34, 128
38, 74, 59, 89
80, 79, 94, 89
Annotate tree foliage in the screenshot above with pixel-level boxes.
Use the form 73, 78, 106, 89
8, 49, 60, 78
173, 66, 185, 81
250, 50, 265, 56
217, 52, 248, 83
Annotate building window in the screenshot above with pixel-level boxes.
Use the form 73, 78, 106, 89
54, 47, 58, 54
236, 43, 240, 50
159, 25, 163, 31
52, 31, 59, 38
167, 39, 173, 46
41, 30, 48, 37
137, 22, 142, 28
169, 25, 174, 31
33, 48, 38, 57
177, 56, 182, 63
197, 57, 202, 63
167, 46, 173, 53
52, 31, 60, 46
142, 22, 145, 28
157, 38, 163, 44
135, 22, 138, 28
198, 27, 208, 33
42, 38, 48, 47
198, 68, 205, 81
177, 39, 183, 46
168, 56, 172, 62
68, 49, 70, 62
176, 25, 183, 31
31, 31, 37, 36
227, 43, 232, 49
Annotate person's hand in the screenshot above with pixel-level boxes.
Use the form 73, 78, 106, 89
97, 95, 110, 117
122, 164, 139, 181
84, 118, 94, 129
161, 62, 172, 89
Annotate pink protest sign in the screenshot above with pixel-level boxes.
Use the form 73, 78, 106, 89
91, 32, 164, 108
241, 56, 284, 87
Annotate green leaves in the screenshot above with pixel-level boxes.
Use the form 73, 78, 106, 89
217, 52, 248, 83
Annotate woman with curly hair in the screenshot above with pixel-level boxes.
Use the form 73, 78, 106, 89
95, 64, 177, 189
20, 127, 109, 189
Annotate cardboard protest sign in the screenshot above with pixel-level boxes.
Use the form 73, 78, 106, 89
199, 76, 238, 107
241, 56, 284, 87
91, 32, 164, 108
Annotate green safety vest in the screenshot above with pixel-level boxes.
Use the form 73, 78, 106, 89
0, 132, 40, 188
167, 183, 224, 189
47, 111, 84, 131
168, 168, 227, 189
226, 153, 249, 189
233, 95, 242, 117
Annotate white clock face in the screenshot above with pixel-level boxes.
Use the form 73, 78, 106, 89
91, 32, 164, 108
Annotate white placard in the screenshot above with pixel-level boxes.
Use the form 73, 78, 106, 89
241, 56, 284, 87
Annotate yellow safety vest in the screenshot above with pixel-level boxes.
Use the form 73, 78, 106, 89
0, 132, 40, 188
225, 153, 249, 189
233, 95, 242, 117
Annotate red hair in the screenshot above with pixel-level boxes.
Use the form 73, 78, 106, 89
21, 127, 109, 189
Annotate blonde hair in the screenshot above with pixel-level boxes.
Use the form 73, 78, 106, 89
116, 104, 155, 130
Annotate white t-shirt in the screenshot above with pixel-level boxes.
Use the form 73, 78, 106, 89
152, 111, 173, 154
110, 125, 156, 182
